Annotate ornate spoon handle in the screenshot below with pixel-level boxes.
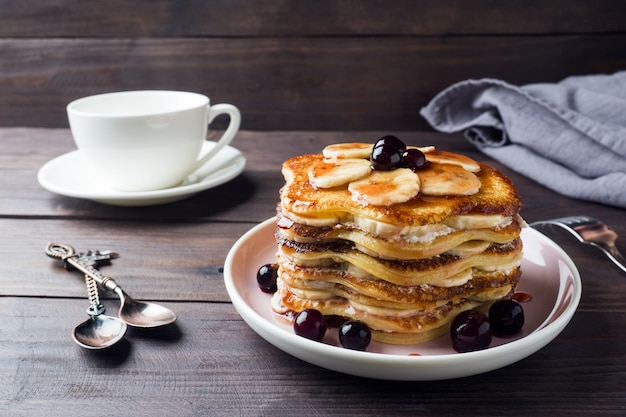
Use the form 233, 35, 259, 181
45, 242, 122, 293
83, 274, 105, 316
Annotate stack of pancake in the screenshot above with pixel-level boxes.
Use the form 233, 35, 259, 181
271, 142, 524, 344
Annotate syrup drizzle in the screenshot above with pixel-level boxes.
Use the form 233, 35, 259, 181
512, 291, 533, 303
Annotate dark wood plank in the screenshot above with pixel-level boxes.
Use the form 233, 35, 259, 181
4, 127, 626, 415
5, 128, 626, 227
5, 208, 625, 305
9, 212, 623, 310
1, 218, 253, 301
1, 0, 625, 37
1, 36, 625, 130
3, 297, 626, 416
3, 128, 625, 310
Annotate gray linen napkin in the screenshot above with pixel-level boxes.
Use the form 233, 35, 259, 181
420, 72, 626, 209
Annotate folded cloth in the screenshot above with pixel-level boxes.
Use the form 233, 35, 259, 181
420, 71, 626, 209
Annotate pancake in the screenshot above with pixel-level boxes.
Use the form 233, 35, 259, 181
276, 254, 522, 308
277, 234, 523, 286
278, 216, 522, 260
271, 139, 524, 345
280, 151, 521, 228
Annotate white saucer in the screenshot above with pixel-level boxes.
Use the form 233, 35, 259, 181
37, 142, 246, 206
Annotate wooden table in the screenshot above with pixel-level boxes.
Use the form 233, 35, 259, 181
2, 127, 625, 416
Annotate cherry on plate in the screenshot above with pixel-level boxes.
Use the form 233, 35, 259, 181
338, 320, 371, 351
450, 310, 492, 353
294, 309, 328, 341
256, 263, 278, 293
489, 299, 525, 337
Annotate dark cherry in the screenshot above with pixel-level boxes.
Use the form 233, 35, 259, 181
294, 309, 328, 341
373, 135, 407, 153
400, 148, 429, 171
338, 320, 371, 351
489, 299, 525, 337
371, 135, 406, 170
450, 310, 492, 353
371, 143, 403, 170
256, 263, 278, 293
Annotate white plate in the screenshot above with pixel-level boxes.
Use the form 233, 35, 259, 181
224, 217, 582, 381
37, 142, 245, 206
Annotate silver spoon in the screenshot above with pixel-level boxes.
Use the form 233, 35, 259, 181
46, 242, 177, 328
72, 274, 127, 349
113, 286, 177, 328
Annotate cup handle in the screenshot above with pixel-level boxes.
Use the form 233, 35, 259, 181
189, 103, 241, 174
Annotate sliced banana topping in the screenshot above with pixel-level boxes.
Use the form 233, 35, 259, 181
349, 168, 420, 206
323, 142, 373, 160
308, 158, 371, 189
407, 145, 436, 153
417, 163, 481, 196
310, 142, 482, 204
425, 150, 481, 173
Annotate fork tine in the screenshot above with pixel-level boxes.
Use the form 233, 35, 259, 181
559, 216, 595, 226
531, 216, 626, 274
531, 215, 603, 229
530, 217, 586, 243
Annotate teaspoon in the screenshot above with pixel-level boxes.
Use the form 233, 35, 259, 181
46, 242, 177, 328
72, 274, 127, 349
113, 286, 177, 328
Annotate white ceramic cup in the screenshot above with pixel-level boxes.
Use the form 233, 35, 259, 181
67, 90, 241, 192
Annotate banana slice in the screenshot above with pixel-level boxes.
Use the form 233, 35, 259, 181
407, 145, 436, 153
308, 158, 371, 189
446, 240, 491, 257
425, 150, 481, 173
348, 168, 420, 206
417, 163, 481, 196
323, 143, 373, 160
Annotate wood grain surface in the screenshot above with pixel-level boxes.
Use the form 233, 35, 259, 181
2, 2, 626, 414
2, 0, 625, 36
1, 1, 625, 130
2, 127, 625, 415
